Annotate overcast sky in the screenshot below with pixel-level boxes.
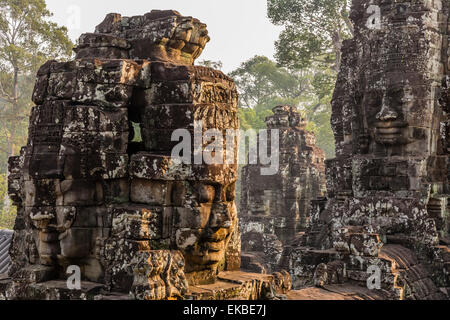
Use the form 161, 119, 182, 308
45, 0, 283, 73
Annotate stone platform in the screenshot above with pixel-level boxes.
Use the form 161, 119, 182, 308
287, 285, 389, 300
186, 271, 290, 300
0, 271, 291, 300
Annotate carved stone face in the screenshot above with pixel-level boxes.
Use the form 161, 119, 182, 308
362, 80, 436, 156
372, 87, 408, 145
11, 10, 239, 293
171, 17, 210, 61
127, 158, 238, 285
178, 194, 237, 271
363, 86, 408, 146
172, 167, 238, 281
266, 106, 306, 129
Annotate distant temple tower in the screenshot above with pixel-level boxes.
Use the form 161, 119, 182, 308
240, 106, 327, 272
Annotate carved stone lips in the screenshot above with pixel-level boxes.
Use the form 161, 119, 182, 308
374, 121, 408, 144
375, 121, 407, 135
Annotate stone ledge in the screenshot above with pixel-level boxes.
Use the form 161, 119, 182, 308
3, 280, 106, 300
287, 285, 389, 300
186, 271, 288, 300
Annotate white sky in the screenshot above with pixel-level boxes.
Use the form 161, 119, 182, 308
45, 0, 283, 73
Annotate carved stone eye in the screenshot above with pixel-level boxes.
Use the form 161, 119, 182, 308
197, 184, 215, 203
363, 91, 383, 120
396, 5, 406, 15
387, 88, 404, 105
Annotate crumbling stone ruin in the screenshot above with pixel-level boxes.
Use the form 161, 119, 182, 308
285, 0, 450, 300
240, 106, 327, 273
0, 10, 291, 300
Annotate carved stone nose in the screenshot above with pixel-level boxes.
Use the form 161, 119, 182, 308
209, 207, 233, 229
376, 105, 398, 121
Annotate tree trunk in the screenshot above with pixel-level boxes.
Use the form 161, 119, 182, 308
10, 67, 19, 158
10, 142, 15, 157
332, 31, 342, 73
13, 67, 18, 104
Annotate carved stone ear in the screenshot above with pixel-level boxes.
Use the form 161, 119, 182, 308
358, 133, 371, 154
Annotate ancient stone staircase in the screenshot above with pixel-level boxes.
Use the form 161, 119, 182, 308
286, 224, 449, 300
379, 245, 445, 300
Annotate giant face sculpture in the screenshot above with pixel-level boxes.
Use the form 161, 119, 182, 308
367, 86, 409, 146
361, 78, 439, 157
131, 54, 240, 284
345, 0, 445, 159
324, 0, 448, 242
7, 10, 240, 295
127, 158, 239, 285
128, 154, 239, 285
175, 182, 238, 275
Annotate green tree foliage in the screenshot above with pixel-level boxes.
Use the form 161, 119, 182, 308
262, 0, 356, 158
230, 56, 309, 109
229, 55, 335, 158
302, 68, 336, 158
0, 0, 73, 227
197, 60, 223, 71
267, 0, 353, 71
0, 173, 16, 229
0, 0, 73, 172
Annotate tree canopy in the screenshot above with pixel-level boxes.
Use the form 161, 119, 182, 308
0, 0, 73, 170
254, 0, 352, 158
197, 60, 223, 71
229, 55, 335, 158
267, 0, 353, 71
230, 55, 310, 109
0, 0, 73, 229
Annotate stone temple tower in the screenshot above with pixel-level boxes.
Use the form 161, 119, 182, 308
0, 10, 291, 300
285, 0, 450, 300
240, 106, 327, 273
